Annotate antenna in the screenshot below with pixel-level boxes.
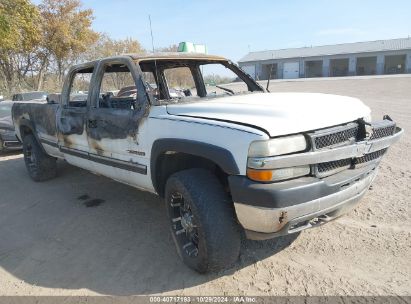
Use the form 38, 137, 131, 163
148, 15, 160, 92
148, 15, 155, 53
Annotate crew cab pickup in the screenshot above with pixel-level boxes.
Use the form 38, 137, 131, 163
12, 53, 403, 273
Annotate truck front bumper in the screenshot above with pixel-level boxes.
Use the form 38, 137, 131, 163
230, 121, 403, 240
229, 165, 377, 240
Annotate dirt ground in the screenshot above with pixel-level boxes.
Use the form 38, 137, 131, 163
0, 76, 410, 296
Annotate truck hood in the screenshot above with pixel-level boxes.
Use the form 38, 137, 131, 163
166, 92, 371, 136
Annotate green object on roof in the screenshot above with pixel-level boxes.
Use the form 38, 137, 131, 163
178, 42, 207, 54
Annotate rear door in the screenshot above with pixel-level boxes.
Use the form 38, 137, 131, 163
86, 57, 151, 189
57, 64, 94, 168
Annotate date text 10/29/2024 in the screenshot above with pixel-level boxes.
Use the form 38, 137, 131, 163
149, 296, 257, 303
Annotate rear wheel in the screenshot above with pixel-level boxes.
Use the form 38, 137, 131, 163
165, 168, 241, 273
23, 134, 57, 181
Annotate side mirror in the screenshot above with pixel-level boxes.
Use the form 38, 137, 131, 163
47, 93, 61, 104
183, 89, 192, 97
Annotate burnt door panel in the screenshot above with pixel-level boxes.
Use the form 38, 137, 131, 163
85, 58, 150, 187
86, 106, 150, 190
86, 108, 137, 157
57, 107, 89, 152
87, 108, 134, 141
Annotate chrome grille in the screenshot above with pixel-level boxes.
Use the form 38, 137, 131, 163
317, 158, 352, 177
356, 148, 387, 164
370, 125, 396, 140
309, 120, 394, 178
4, 141, 21, 148
311, 123, 359, 150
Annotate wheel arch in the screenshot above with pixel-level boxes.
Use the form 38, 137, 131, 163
18, 119, 36, 138
151, 138, 240, 196
19, 120, 47, 154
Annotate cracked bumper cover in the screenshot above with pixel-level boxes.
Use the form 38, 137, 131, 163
229, 125, 402, 240
229, 166, 377, 240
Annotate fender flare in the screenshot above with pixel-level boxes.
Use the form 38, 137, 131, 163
150, 138, 240, 193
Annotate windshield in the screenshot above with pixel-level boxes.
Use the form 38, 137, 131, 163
201, 63, 249, 97
0, 103, 12, 119
138, 59, 263, 103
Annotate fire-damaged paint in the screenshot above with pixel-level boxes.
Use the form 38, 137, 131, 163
87, 108, 146, 141
12, 55, 152, 181
13, 103, 58, 137
57, 108, 86, 136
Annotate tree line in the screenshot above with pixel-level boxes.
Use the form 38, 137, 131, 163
0, 0, 148, 97
0, 0, 237, 98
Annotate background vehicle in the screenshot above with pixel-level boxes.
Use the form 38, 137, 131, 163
12, 53, 402, 273
12, 91, 48, 102
0, 101, 22, 151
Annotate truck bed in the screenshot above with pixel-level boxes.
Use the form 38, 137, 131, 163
12, 102, 59, 144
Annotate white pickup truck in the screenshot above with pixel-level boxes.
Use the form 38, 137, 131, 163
12, 53, 403, 273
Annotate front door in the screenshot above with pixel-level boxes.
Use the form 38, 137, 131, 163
86, 57, 150, 189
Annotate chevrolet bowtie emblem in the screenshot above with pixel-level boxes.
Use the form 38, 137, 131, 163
356, 142, 373, 157
365, 125, 374, 140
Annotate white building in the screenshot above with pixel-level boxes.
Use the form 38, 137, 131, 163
239, 37, 411, 79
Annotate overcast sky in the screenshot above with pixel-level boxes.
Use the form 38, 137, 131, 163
32, 0, 411, 62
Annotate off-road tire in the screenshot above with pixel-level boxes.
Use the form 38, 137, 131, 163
23, 134, 57, 181
165, 168, 241, 273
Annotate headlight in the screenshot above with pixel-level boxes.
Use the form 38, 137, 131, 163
247, 135, 309, 182
247, 166, 310, 182
248, 134, 307, 157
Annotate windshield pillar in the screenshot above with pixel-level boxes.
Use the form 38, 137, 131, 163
191, 66, 207, 97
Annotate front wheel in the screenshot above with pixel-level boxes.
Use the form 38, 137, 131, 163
23, 134, 57, 181
165, 168, 241, 273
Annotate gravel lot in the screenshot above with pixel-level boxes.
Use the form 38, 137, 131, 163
0, 76, 410, 296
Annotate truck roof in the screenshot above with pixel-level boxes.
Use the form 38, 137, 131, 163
126, 52, 227, 62
124, 52, 227, 61
70, 53, 229, 73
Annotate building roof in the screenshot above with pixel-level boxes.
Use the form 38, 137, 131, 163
239, 37, 411, 63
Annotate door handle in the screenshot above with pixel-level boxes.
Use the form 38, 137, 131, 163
88, 119, 97, 128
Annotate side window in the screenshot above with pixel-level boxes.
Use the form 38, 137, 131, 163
164, 67, 196, 98
98, 64, 137, 110
68, 70, 93, 107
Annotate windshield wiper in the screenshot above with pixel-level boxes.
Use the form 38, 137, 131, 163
216, 85, 234, 95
